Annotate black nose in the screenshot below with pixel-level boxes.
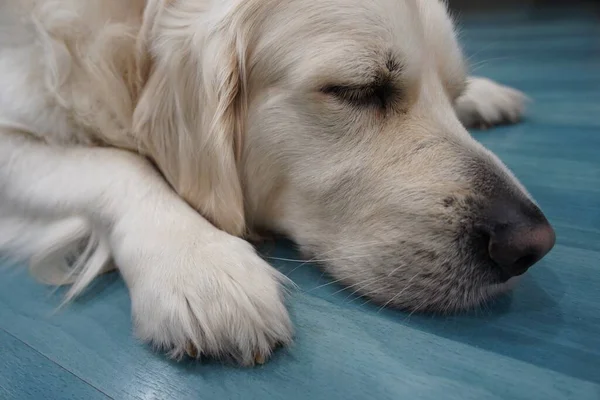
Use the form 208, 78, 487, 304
482, 200, 556, 278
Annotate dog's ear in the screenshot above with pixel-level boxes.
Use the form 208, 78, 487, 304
133, 0, 247, 236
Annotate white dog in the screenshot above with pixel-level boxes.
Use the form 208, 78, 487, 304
0, 0, 555, 365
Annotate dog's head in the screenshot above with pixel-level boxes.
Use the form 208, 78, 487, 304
133, 0, 555, 313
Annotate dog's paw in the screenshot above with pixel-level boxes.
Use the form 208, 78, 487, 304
454, 77, 528, 129
117, 227, 293, 366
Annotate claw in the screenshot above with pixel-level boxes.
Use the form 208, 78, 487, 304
254, 352, 266, 365
185, 342, 199, 359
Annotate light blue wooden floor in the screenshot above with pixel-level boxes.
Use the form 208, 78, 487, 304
1, 5, 599, 400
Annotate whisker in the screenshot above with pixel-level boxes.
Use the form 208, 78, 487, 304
342, 278, 381, 300
331, 275, 381, 296
405, 296, 432, 319
334, 264, 404, 301
350, 287, 388, 306
266, 253, 376, 264
263, 240, 385, 263
377, 270, 423, 312
314, 272, 385, 294
308, 275, 352, 291
265, 240, 385, 276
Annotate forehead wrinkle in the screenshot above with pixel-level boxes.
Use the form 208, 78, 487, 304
248, 0, 427, 90
303, 12, 424, 89
304, 53, 417, 99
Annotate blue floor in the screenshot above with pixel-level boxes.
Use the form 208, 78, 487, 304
1, 5, 599, 400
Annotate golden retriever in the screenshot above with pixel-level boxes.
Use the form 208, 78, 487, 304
0, 0, 555, 365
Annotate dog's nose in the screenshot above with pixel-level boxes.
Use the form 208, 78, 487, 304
483, 200, 556, 278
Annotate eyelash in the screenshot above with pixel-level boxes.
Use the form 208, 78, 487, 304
321, 84, 391, 109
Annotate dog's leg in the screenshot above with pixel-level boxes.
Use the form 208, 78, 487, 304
454, 77, 528, 129
0, 130, 292, 365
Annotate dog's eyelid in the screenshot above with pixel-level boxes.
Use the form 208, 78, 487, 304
320, 80, 398, 108
321, 83, 373, 96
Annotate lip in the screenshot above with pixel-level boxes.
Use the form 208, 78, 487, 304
485, 275, 522, 298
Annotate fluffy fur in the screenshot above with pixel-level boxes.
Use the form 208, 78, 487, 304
0, 0, 539, 364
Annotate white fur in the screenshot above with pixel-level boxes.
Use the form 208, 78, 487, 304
0, 0, 529, 364
0, 132, 292, 364
455, 76, 528, 128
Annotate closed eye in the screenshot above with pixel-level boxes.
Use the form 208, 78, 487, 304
321, 81, 397, 109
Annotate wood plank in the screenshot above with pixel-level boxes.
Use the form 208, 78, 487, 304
0, 328, 109, 400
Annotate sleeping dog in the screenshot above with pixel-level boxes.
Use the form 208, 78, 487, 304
0, 0, 555, 364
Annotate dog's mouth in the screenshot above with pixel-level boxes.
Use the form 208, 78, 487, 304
286, 218, 548, 314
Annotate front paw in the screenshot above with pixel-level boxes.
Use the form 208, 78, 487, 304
123, 232, 293, 366
455, 77, 528, 129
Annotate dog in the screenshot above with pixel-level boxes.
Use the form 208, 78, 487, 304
0, 0, 556, 365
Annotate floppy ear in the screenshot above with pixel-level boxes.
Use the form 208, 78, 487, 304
132, 0, 247, 236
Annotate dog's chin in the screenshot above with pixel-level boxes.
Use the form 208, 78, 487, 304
379, 275, 524, 315
291, 243, 524, 314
